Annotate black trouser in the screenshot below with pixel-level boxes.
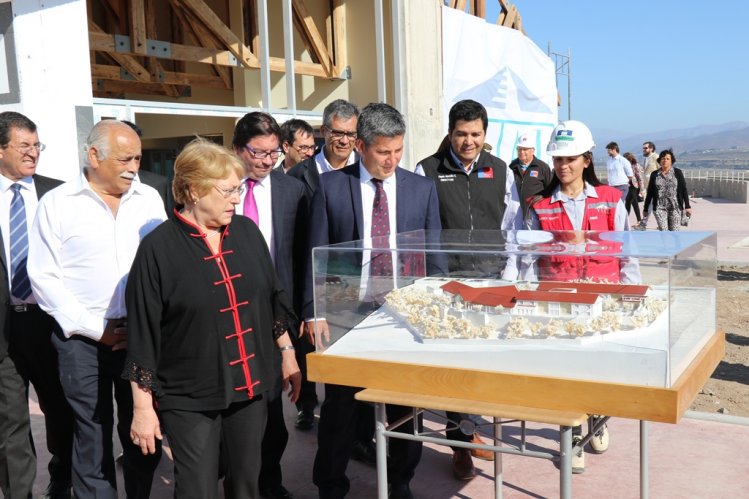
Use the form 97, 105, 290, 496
313, 384, 422, 499
53, 333, 161, 499
625, 185, 642, 222
0, 353, 35, 498
8, 306, 73, 489
259, 394, 289, 492
163, 397, 267, 499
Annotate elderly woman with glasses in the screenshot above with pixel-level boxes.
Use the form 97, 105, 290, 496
124, 138, 300, 498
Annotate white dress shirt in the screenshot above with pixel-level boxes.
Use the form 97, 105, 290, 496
315, 149, 357, 174
0, 174, 41, 305
28, 171, 167, 340
359, 162, 398, 298
236, 174, 275, 263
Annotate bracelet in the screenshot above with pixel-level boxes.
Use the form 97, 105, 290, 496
279, 345, 295, 352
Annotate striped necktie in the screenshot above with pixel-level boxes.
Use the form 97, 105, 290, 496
9, 183, 32, 300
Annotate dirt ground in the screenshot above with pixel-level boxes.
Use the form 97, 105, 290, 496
689, 265, 749, 417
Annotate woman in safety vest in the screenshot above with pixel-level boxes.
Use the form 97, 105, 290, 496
524, 120, 641, 473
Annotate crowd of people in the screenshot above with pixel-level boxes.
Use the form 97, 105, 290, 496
0, 99, 693, 499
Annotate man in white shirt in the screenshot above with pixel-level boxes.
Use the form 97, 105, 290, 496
287, 99, 359, 196
232, 112, 308, 499
28, 120, 166, 499
605, 141, 634, 200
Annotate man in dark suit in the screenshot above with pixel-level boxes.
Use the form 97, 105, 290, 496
276, 119, 316, 174
303, 103, 441, 499
232, 112, 309, 499
120, 121, 175, 215
138, 169, 174, 215
0, 111, 72, 498
287, 99, 359, 196
286, 101, 376, 461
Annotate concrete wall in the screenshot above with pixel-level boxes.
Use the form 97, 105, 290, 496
689, 178, 749, 203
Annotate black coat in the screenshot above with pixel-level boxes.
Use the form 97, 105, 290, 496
0, 174, 62, 359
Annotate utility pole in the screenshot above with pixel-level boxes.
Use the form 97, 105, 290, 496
548, 43, 571, 120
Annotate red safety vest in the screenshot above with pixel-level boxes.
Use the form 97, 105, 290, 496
531, 186, 622, 282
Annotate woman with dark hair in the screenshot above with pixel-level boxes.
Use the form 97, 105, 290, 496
642, 148, 692, 231
623, 151, 644, 223
526, 120, 639, 473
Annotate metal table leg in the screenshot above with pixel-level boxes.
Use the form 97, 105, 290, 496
494, 417, 503, 499
375, 402, 388, 499
640, 420, 649, 499
560, 425, 572, 499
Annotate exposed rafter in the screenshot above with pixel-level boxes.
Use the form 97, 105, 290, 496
88, 0, 347, 98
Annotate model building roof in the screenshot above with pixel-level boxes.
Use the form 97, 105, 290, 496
535, 281, 649, 296
440, 281, 601, 307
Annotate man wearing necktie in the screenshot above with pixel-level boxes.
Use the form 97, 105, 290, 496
232, 112, 308, 499
0, 111, 71, 499
304, 103, 441, 499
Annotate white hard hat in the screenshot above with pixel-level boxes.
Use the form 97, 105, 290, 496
546, 120, 595, 157
516, 131, 535, 149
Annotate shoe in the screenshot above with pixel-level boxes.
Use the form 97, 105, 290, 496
451, 449, 476, 480
351, 440, 377, 466
389, 482, 414, 499
43, 481, 72, 499
259, 485, 293, 499
294, 409, 315, 430
470, 432, 494, 461
589, 416, 609, 454
571, 436, 585, 474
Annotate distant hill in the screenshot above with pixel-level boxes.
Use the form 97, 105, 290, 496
591, 122, 749, 168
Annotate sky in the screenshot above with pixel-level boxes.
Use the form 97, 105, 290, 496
481, 1, 749, 136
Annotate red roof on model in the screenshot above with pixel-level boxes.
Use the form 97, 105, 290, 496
535, 281, 649, 296
441, 281, 601, 307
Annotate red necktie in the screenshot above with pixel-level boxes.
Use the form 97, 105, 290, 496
243, 178, 259, 225
370, 178, 392, 276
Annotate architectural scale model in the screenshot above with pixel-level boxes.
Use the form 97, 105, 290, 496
384, 278, 668, 341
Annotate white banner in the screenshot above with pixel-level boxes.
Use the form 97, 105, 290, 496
442, 7, 558, 164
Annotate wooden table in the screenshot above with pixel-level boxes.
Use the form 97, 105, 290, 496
308, 330, 724, 497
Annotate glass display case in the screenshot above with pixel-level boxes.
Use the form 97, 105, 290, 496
308, 229, 722, 422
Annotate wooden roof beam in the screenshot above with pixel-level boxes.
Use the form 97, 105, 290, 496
169, 0, 232, 88
292, 0, 333, 76
88, 31, 329, 78
89, 20, 151, 82
92, 64, 227, 89
178, 0, 259, 68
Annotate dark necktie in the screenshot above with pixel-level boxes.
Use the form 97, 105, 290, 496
243, 178, 259, 225
10, 184, 32, 300
370, 178, 392, 277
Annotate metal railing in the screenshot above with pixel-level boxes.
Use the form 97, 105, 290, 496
682, 169, 749, 182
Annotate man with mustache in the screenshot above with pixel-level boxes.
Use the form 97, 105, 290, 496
28, 120, 166, 499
